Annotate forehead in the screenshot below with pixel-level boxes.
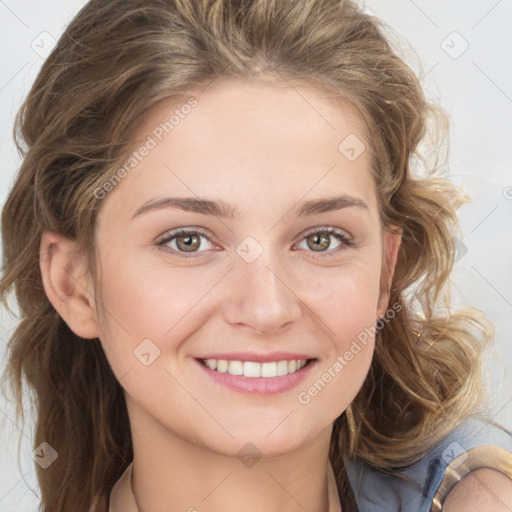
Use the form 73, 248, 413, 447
102, 78, 377, 218
135, 77, 369, 156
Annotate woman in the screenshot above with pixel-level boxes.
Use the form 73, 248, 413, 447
1, 1, 511, 511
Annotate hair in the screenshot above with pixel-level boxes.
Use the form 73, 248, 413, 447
0, 1, 492, 511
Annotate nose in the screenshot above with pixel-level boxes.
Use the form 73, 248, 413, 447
222, 251, 302, 336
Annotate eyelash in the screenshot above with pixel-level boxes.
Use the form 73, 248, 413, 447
156, 226, 354, 259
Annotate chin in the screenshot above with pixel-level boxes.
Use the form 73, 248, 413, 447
193, 421, 325, 461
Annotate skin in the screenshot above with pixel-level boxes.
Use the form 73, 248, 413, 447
41, 77, 397, 511
40, 78, 512, 511
443, 468, 512, 511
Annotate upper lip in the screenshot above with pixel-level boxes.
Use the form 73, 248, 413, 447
195, 352, 314, 363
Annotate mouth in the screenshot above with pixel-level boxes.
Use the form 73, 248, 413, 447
198, 358, 313, 377
195, 356, 317, 394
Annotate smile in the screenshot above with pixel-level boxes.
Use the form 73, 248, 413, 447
196, 357, 316, 394
202, 358, 309, 378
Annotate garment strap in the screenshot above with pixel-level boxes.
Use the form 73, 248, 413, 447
343, 418, 512, 511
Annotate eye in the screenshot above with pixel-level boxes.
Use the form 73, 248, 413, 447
156, 228, 216, 258
295, 227, 353, 256
156, 226, 354, 259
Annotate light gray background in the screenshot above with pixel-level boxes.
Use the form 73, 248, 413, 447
1, 1, 511, 510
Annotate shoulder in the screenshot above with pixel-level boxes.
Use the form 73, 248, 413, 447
443, 467, 512, 511
343, 417, 512, 512
432, 428, 512, 510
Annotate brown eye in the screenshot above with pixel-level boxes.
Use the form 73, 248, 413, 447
306, 232, 331, 251
295, 227, 353, 257
175, 233, 201, 252
158, 229, 215, 257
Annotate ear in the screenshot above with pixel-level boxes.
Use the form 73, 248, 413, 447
376, 226, 402, 318
39, 231, 99, 339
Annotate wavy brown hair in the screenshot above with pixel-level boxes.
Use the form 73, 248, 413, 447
1, 0, 491, 511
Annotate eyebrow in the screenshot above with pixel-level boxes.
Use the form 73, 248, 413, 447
131, 194, 368, 220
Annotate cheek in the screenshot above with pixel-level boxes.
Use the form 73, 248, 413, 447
96, 245, 206, 335
300, 259, 382, 339
92, 251, 226, 378
293, 262, 381, 415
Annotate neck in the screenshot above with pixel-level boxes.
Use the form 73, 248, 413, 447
126, 397, 334, 512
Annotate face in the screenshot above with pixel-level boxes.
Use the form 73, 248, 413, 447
89, 78, 400, 458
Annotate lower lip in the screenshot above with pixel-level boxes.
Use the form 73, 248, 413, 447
195, 359, 317, 395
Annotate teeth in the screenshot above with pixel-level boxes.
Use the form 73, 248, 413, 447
276, 360, 289, 376
228, 360, 243, 375
243, 361, 261, 378
205, 359, 217, 370
203, 358, 308, 377
261, 361, 277, 377
217, 359, 228, 373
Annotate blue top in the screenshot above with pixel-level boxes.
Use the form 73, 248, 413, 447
344, 417, 512, 511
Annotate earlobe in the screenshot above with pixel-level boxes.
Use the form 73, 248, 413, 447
385, 226, 402, 282
39, 231, 99, 339
377, 226, 402, 317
